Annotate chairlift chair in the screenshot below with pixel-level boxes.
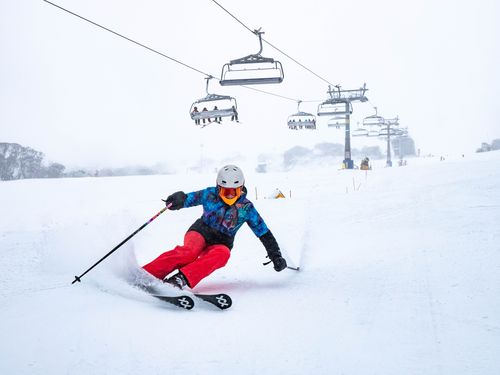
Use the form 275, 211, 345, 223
219, 29, 284, 86
395, 127, 408, 137
362, 107, 385, 127
378, 117, 400, 137
352, 126, 368, 137
366, 125, 381, 137
287, 101, 316, 130
317, 85, 354, 116
317, 101, 353, 117
190, 77, 238, 125
378, 127, 399, 137
327, 115, 349, 129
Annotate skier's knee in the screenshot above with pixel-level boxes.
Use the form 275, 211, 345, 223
211, 246, 231, 266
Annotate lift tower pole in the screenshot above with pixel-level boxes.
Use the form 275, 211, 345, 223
383, 117, 399, 167
344, 101, 353, 167
386, 119, 392, 167
318, 84, 368, 169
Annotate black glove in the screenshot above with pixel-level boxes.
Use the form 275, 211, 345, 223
271, 255, 287, 272
163, 191, 186, 210
259, 230, 287, 272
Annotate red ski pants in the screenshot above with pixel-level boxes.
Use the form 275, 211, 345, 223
142, 231, 230, 288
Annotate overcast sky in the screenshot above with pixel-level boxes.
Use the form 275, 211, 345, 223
1, 0, 499, 168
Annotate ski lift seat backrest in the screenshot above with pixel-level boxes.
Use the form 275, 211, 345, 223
363, 116, 385, 127
220, 76, 283, 86
219, 47, 284, 86
352, 127, 368, 137
378, 127, 398, 137
220, 59, 284, 86
367, 128, 380, 137
317, 101, 352, 117
287, 113, 317, 129
191, 108, 236, 121
190, 94, 237, 121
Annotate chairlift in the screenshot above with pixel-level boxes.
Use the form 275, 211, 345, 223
395, 126, 408, 137
318, 101, 353, 117
219, 29, 284, 86
317, 86, 353, 116
363, 107, 385, 127
190, 77, 238, 126
287, 101, 316, 130
379, 117, 400, 137
378, 126, 399, 137
366, 126, 381, 137
327, 115, 349, 129
352, 124, 368, 137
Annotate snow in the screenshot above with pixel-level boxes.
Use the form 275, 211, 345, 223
1, 152, 500, 374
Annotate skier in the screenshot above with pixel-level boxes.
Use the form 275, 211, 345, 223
191, 106, 200, 125
202, 107, 211, 124
360, 157, 370, 170
142, 165, 287, 289
230, 105, 238, 122
213, 106, 222, 123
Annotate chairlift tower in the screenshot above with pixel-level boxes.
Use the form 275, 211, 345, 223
317, 84, 368, 169
380, 117, 400, 167
354, 109, 407, 168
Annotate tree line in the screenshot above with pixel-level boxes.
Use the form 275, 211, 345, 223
0, 143, 65, 181
0, 143, 162, 181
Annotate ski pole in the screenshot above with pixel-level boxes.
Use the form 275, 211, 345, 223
72, 205, 170, 284
287, 266, 300, 271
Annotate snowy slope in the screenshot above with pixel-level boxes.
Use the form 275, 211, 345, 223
1, 152, 499, 375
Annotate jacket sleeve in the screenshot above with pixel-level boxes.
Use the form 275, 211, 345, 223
246, 205, 282, 257
183, 188, 209, 208
259, 230, 281, 259
246, 205, 269, 238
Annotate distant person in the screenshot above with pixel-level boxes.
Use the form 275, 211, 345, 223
360, 157, 370, 170
213, 106, 222, 123
231, 105, 238, 122
191, 106, 200, 125
202, 107, 211, 124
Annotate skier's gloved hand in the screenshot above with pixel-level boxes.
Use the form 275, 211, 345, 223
260, 230, 287, 272
271, 255, 287, 272
163, 191, 186, 210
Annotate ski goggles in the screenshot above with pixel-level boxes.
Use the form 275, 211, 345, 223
218, 186, 241, 199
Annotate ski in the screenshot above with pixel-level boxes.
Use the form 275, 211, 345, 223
132, 278, 230, 310
152, 294, 195, 310
194, 293, 232, 310
136, 283, 194, 310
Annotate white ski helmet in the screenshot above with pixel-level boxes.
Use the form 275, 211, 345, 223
216, 165, 245, 188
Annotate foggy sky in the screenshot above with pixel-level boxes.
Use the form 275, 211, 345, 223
1, 0, 499, 168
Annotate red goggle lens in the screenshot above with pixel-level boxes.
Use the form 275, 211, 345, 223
219, 187, 241, 198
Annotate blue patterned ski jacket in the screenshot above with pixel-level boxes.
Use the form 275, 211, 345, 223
183, 186, 269, 249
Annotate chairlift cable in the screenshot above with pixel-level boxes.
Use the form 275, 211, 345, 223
210, 0, 255, 35
260, 39, 335, 88
42, 0, 323, 105
41, 0, 211, 78
240, 86, 322, 103
210, 0, 336, 87
240, 86, 298, 102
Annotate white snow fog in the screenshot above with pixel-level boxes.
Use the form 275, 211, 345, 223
1, 0, 500, 374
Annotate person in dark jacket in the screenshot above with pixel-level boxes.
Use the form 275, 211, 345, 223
142, 165, 287, 289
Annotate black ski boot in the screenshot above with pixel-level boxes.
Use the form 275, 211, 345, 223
165, 272, 188, 289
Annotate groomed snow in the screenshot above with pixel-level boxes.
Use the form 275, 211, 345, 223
1, 152, 499, 374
